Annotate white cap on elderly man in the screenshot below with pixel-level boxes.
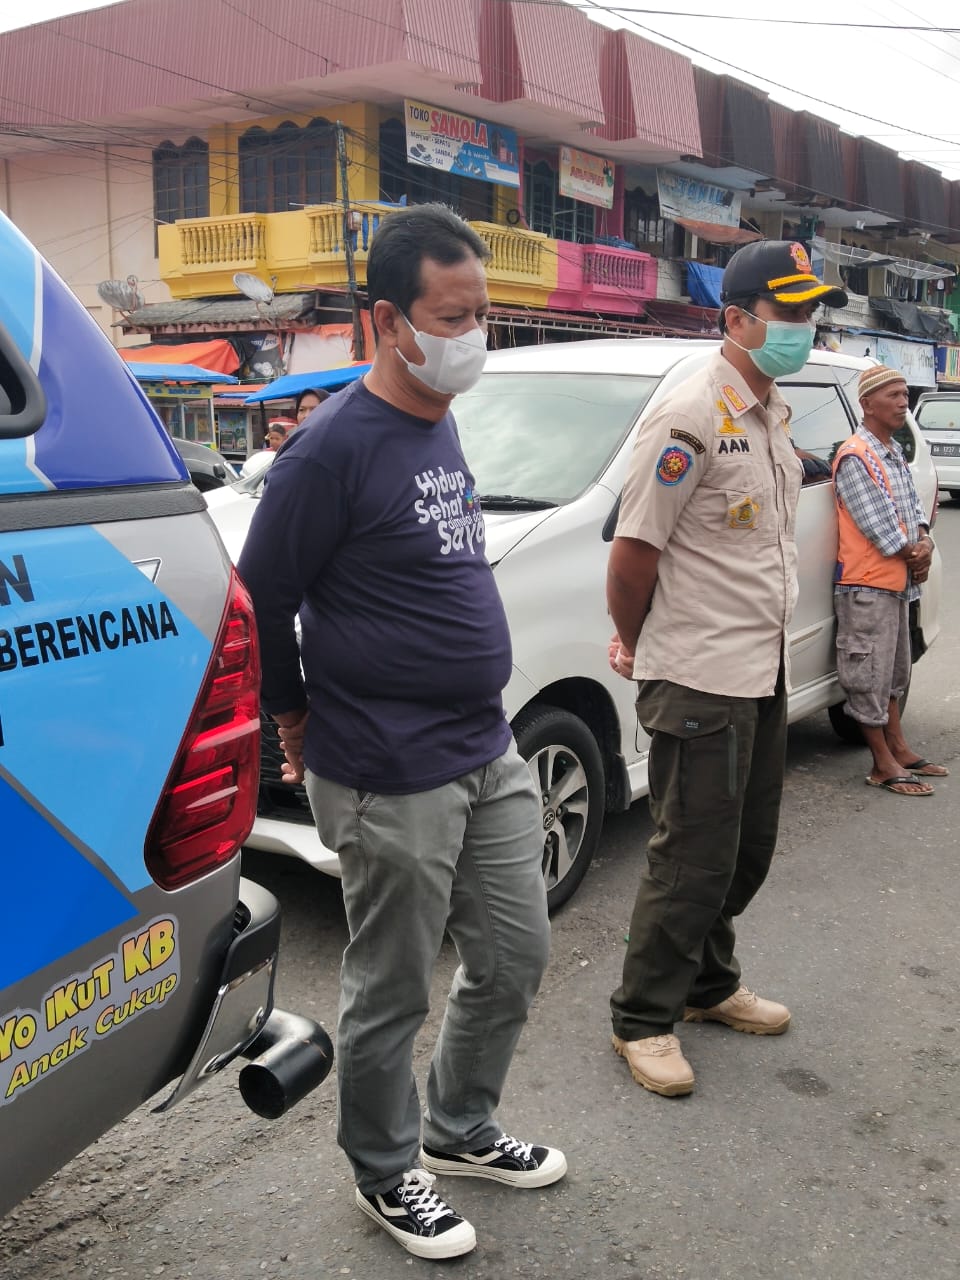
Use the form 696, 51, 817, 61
858, 365, 907, 401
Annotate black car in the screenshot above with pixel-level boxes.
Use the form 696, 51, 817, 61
171, 436, 238, 491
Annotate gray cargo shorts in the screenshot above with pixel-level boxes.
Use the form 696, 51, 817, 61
834, 589, 910, 726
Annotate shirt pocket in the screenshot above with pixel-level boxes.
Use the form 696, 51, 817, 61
698, 454, 771, 538
688, 481, 770, 544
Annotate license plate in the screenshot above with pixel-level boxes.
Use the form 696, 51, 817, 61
930, 443, 960, 457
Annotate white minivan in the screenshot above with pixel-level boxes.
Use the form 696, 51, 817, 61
208, 340, 942, 910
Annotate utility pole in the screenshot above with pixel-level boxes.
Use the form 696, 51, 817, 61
336, 121, 365, 361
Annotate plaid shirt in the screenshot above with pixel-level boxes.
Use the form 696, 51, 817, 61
834, 425, 928, 601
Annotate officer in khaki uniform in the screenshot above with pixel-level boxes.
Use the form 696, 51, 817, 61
606, 240, 847, 1096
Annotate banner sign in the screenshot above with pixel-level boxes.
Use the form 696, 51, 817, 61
558, 146, 614, 209
830, 332, 936, 388
936, 345, 960, 384
657, 170, 741, 228
403, 100, 520, 189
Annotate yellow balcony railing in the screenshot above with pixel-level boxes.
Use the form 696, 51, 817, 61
470, 222, 555, 306
159, 205, 555, 307
177, 214, 267, 270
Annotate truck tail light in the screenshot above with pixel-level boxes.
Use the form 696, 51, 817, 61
145, 569, 261, 890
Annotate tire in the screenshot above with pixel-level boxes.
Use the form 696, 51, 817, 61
828, 677, 911, 745
512, 703, 605, 913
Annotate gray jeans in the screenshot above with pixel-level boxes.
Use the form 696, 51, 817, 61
305, 744, 550, 1195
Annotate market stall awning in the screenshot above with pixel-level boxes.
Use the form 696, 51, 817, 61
674, 218, 762, 246
120, 339, 239, 374
126, 362, 238, 384
213, 383, 266, 401
244, 364, 371, 404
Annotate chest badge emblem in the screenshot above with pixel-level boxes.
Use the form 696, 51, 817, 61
728, 496, 761, 529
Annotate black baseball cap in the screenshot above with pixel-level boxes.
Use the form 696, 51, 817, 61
720, 240, 847, 309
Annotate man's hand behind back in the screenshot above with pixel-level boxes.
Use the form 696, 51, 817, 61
274, 709, 309, 785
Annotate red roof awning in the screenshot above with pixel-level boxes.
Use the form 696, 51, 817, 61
674, 219, 763, 246
120, 339, 239, 376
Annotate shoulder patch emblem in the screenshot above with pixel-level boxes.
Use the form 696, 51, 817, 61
670, 428, 705, 455
656, 445, 693, 486
717, 416, 746, 436
728, 496, 761, 529
721, 384, 748, 413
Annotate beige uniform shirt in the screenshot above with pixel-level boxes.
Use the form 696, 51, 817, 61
616, 350, 802, 698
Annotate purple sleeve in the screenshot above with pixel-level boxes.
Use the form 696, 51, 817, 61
237, 452, 349, 715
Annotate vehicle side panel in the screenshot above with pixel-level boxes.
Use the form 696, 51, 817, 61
0, 510, 237, 1215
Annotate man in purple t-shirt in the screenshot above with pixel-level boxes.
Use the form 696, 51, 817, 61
239, 204, 565, 1262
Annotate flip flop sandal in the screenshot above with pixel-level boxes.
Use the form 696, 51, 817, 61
865, 774, 934, 796
901, 759, 949, 777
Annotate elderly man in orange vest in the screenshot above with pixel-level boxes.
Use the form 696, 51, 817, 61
832, 365, 946, 796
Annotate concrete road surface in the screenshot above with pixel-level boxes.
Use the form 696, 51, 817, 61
4, 505, 960, 1280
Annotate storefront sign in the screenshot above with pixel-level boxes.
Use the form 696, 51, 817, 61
827, 332, 936, 388
558, 146, 614, 209
875, 335, 937, 388
936, 344, 960, 384
403, 100, 519, 189
657, 170, 740, 228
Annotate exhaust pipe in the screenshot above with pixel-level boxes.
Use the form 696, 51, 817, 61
238, 1010, 334, 1119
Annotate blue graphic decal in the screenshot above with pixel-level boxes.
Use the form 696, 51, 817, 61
0, 217, 47, 495
0, 215, 40, 365
31, 262, 187, 490
0, 525, 214, 892
0, 777, 135, 993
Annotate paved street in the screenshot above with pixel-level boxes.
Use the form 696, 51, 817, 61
4, 506, 960, 1280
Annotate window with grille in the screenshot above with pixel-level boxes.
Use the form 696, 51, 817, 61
523, 160, 594, 243
239, 118, 336, 214
153, 137, 210, 227
378, 118, 493, 222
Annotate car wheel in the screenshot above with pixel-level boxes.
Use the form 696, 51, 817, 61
828, 677, 911, 745
513, 704, 605, 912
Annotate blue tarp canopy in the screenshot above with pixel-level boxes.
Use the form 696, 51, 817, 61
126, 362, 238, 384
685, 262, 724, 309
244, 364, 371, 404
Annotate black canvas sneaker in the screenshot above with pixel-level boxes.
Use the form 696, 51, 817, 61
421, 1134, 567, 1188
355, 1168, 476, 1259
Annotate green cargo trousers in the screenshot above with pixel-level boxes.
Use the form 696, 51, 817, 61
611, 670, 787, 1042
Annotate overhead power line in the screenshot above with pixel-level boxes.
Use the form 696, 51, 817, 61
507, 1, 960, 29
575, 0, 960, 154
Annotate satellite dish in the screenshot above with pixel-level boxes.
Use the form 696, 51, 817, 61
97, 275, 144, 313
233, 272, 275, 304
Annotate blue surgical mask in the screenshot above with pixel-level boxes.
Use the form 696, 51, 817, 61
732, 312, 815, 378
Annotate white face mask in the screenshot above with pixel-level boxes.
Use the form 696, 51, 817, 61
397, 312, 488, 395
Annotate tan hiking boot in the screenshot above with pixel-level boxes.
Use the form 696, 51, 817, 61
611, 1033, 695, 1096
684, 985, 790, 1035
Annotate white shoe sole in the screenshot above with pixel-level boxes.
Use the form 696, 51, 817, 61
421, 1147, 567, 1188
354, 1188, 476, 1259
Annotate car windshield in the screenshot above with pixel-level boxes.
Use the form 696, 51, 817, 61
454, 372, 657, 505
915, 399, 960, 430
